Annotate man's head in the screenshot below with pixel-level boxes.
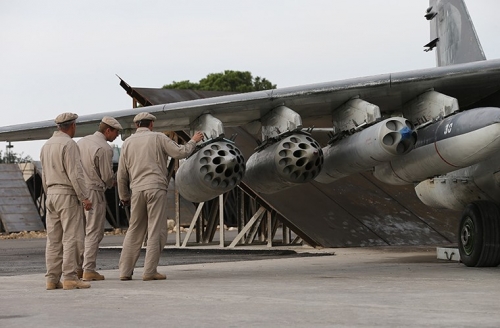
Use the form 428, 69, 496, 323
133, 112, 156, 130
99, 116, 123, 142
55, 112, 78, 138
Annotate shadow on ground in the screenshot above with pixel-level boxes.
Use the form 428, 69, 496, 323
0, 247, 334, 277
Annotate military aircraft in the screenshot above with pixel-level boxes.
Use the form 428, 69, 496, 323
1, 0, 500, 267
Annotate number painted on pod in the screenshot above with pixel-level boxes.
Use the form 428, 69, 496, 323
444, 122, 453, 135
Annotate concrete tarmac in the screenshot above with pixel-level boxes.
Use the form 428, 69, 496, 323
1, 242, 500, 327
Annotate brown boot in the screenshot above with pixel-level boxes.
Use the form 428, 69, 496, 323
76, 269, 83, 279
120, 270, 134, 281
82, 271, 105, 281
143, 272, 167, 281
63, 279, 91, 290
46, 281, 63, 290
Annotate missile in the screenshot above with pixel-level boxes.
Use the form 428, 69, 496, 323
243, 132, 323, 194
315, 117, 417, 184
373, 107, 500, 185
176, 139, 245, 202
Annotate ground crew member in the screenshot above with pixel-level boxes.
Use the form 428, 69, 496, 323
117, 112, 203, 281
77, 116, 123, 281
40, 112, 93, 290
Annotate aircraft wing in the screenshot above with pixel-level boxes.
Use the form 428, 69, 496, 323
2, 58, 500, 142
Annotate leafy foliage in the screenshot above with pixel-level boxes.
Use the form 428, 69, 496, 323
164, 80, 200, 90
163, 70, 276, 92
0, 150, 32, 164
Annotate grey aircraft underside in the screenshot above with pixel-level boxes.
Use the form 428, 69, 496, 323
1, 0, 500, 267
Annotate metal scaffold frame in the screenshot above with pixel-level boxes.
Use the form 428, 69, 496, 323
159, 131, 309, 249
174, 184, 304, 248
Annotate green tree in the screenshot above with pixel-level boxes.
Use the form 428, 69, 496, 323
163, 70, 276, 92
252, 76, 275, 91
164, 80, 200, 90
0, 150, 32, 164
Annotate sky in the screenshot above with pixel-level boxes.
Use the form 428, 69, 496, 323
1, 0, 499, 160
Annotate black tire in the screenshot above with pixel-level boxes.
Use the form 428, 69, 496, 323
458, 201, 500, 267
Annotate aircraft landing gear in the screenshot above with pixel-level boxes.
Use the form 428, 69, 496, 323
458, 201, 500, 267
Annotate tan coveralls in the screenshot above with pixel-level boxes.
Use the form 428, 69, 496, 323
117, 128, 196, 277
40, 131, 89, 284
77, 131, 115, 273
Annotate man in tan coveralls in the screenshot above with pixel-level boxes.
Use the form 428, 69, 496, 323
77, 116, 123, 281
40, 112, 93, 290
117, 112, 203, 281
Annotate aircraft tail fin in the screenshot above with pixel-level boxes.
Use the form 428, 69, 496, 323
425, 0, 485, 67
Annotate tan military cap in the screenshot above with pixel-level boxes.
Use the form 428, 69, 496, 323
133, 112, 156, 123
101, 116, 123, 130
55, 112, 78, 124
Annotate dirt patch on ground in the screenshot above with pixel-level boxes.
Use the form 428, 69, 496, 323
0, 229, 129, 240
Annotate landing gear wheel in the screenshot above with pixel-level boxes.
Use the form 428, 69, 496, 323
458, 201, 500, 267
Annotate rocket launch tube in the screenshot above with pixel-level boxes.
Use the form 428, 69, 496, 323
243, 132, 323, 194
315, 117, 416, 183
176, 139, 245, 202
